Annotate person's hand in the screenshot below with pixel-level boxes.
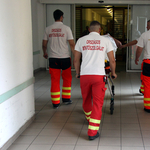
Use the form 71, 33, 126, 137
118, 41, 122, 49
119, 45, 125, 50
76, 74, 80, 79
111, 73, 117, 79
135, 58, 139, 65
43, 53, 48, 59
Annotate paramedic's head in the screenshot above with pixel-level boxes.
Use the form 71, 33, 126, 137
53, 9, 64, 22
89, 21, 101, 33
147, 20, 150, 30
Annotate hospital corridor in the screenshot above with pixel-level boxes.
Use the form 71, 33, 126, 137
7, 63, 150, 150
1, 1, 150, 150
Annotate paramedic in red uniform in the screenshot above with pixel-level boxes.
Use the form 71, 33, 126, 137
135, 20, 150, 113
74, 21, 117, 140
42, 9, 75, 109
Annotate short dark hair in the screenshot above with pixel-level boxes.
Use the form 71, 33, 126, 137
90, 21, 101, 32
53, 9, 64, 21
90, 21, 101, 27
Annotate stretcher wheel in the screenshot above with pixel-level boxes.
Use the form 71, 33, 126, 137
110, 98, 114, 115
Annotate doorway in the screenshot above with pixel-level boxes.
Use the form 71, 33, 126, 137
75, 5, 128, 71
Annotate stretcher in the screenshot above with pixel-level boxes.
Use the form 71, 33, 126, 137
105, 60, 115, 115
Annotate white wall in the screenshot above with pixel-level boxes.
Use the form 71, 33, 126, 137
31, 0, 46, 70
0, 0, 34, 148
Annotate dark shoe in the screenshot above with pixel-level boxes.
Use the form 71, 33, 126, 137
53, 103, 60, 109
144, 108, 150, 113
89, 132, 99, 140
63, 100, 72, 105
62, 99, 73, 105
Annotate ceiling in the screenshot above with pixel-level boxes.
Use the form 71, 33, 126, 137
92, 8, 113, 20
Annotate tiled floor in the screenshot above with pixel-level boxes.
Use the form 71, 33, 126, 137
8, 62, 150, 150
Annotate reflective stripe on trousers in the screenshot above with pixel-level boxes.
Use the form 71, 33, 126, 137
140, 84, 144, 93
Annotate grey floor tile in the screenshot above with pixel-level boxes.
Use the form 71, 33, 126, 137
140, 123, 150, 131
142, 130, 150, 138
143, 138, 150, 146
101, 123, 120, 130
121, 130, 142, 138
54, 136, 78, 145
53, 111, 72, 117
99, 137, 120, 146
39, 128, 62, 136
76, 136, 99, 146
98, 146, 121, 150
121, 117, 139, 124
28, 122, 47, 129
7, 144, 29, 150
121, 123, 140, 130
32, 135, 57, 145
59, 128, 81, 137
101, 129, 120, 137
49, 116, 69, 123
122, 138, 144, 147
51, 145, 75, 150
44, 122, 65, 129
122, 147, 144, 150
13, 135, 36, 144
21, 128, 42, 136
63, 122, 84, 129
74, 145, 98, 150
27, 144, 52, 150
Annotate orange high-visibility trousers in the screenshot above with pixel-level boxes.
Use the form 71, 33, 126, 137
49, 58, 72, 107
80, 75, 107, 136
142, 59, 150, 111
140, 62, 144, 94
49, 68, 61, 105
